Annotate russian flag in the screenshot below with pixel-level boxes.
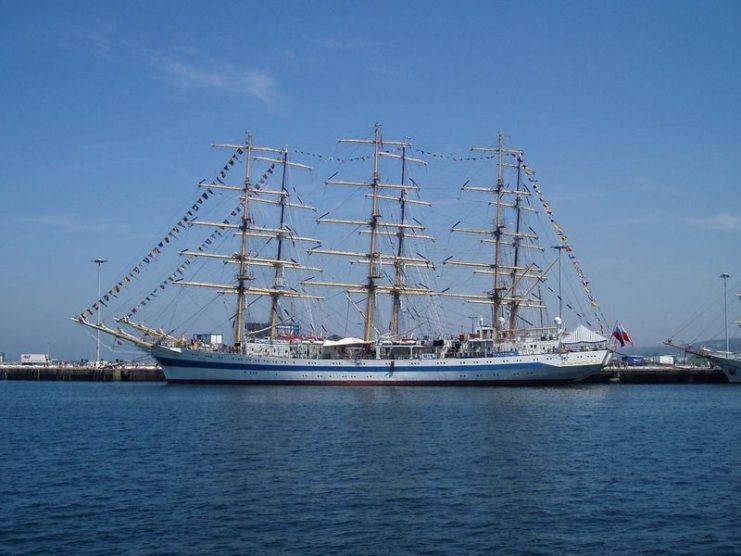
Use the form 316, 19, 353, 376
619, 323, 633, 345
612, 323, 633, 347
612, 324, 625, 347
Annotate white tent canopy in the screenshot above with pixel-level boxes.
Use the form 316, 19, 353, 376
562, 324, 607, 344
323, 337, 369, 347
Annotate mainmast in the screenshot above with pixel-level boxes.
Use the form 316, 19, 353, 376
492, 133, 505, 333
304, 124, 431, 343
389, 146, 408, 337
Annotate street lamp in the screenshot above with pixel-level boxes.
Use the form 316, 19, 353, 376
551, 245, 567, 322
720, 272, 730, 353
92, 259, 108, 367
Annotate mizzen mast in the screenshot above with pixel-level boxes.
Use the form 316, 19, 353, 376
508, 150, 525, 333
447, 132, 547, 338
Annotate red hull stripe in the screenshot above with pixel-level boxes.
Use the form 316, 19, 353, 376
166, 378, 577, 386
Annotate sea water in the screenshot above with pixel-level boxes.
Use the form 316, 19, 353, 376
1, 382, 739, 555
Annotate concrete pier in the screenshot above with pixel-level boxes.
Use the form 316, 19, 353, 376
0, 364, 164, 382
584, 365, 727, 384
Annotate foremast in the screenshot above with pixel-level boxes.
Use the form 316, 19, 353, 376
234, 133, 253, 344
179, 134, 319, 344
365, 124, 382, 342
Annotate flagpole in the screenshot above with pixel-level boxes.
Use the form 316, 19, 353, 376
611, 320, 620, 348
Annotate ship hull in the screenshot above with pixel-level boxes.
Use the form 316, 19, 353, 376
152, 346, 610, 386
706, 354, 741, 383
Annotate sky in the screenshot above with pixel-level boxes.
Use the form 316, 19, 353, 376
1, 0, 740, 361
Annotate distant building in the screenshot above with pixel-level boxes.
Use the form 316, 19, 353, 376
621, 355, 645, 367
647, 355, 675, 366
20, 354, 50, 365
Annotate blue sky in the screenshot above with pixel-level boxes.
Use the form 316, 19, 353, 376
1, 1, 740, 360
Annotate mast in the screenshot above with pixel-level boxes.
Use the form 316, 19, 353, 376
466, 133, 523, 336
447, 134, 551, 333
234, 132, 254, 345
364, 124, 382, 343
181, 136, 316, 345
493, 132, 505, 333
389, 146, 408, 337
269, 149, 290, 338
303, 124, 431, 343
508, 152, 524, 334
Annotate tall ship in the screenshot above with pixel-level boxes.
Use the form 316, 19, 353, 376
670, 345, 741, 383
667, 278, 741, 383
77, 125, 612, 385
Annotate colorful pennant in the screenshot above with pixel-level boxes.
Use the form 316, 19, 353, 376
525, 168, 607, 332
78, 149, 241, 321
124, 204, 245, 318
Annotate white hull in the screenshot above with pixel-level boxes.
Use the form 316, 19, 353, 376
152, 346, 611, 385
706, 353, 741, 383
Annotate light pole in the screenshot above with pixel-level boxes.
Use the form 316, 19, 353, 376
92, 259, 108, 367
551, 245, 567, 322
721, 273, 730, 353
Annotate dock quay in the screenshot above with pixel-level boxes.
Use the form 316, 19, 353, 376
585, 365, 727, 384
0, 364, 164, 382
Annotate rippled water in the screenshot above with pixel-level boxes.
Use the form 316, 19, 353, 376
1, 382, 739, 555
